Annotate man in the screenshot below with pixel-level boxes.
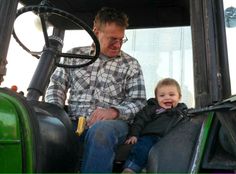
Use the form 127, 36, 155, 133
45, 7, 146, 172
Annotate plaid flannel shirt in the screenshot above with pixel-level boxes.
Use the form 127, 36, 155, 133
45, 46, 146, 121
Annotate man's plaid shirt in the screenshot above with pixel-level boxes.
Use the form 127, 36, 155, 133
45, 46, 146, 121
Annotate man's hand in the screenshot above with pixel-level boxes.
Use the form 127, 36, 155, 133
125, 136, 137, 144
87, 107, 119, 127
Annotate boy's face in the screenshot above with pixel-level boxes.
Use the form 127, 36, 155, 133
156, 85, 181, 109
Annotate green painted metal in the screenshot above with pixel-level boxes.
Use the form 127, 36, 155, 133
190, 112, 214, 173
0, 91, 34, 172
0, 95, 22, 172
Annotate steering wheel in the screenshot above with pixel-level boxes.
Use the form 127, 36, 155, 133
12, 5, 100, 68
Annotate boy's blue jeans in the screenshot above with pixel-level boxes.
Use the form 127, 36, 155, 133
123, 135, 160, 172
75, 120, 128, 173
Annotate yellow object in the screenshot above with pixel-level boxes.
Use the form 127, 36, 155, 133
76, 116, 86, 136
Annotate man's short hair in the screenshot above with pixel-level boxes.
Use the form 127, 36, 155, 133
94, 7, 129, 30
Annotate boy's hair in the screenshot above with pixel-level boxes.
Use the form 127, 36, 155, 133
154, 78, 182, 99
94, 7, 129, 30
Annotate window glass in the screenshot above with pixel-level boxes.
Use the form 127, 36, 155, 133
123, 27, 194, 107
224, 0, 236, 95
4, 15, 195, 107
63, 27, 195, 107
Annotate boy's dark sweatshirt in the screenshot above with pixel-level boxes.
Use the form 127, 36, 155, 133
129, 98, 189, 138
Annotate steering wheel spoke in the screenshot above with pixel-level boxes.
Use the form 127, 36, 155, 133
56, 52, 97, 68
39, 13, 50, 48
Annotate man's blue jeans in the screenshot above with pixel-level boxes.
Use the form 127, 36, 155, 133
123, 135, 160, 172
79, 120, 129, 173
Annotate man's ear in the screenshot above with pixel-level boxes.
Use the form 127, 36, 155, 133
93, 27, 98, 34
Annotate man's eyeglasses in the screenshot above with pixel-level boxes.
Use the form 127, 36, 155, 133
108, 35, 128, 45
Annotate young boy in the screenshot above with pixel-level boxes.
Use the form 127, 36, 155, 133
122, 78, 188, 173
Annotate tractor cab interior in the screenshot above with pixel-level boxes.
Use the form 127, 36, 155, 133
1, 0, 236, 173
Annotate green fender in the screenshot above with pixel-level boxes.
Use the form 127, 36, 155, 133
0, 89, 34, 173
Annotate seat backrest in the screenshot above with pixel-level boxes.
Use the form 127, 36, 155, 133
146, 115, 205, 173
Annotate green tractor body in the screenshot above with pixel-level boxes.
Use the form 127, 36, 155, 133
0, 88, 79, 172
